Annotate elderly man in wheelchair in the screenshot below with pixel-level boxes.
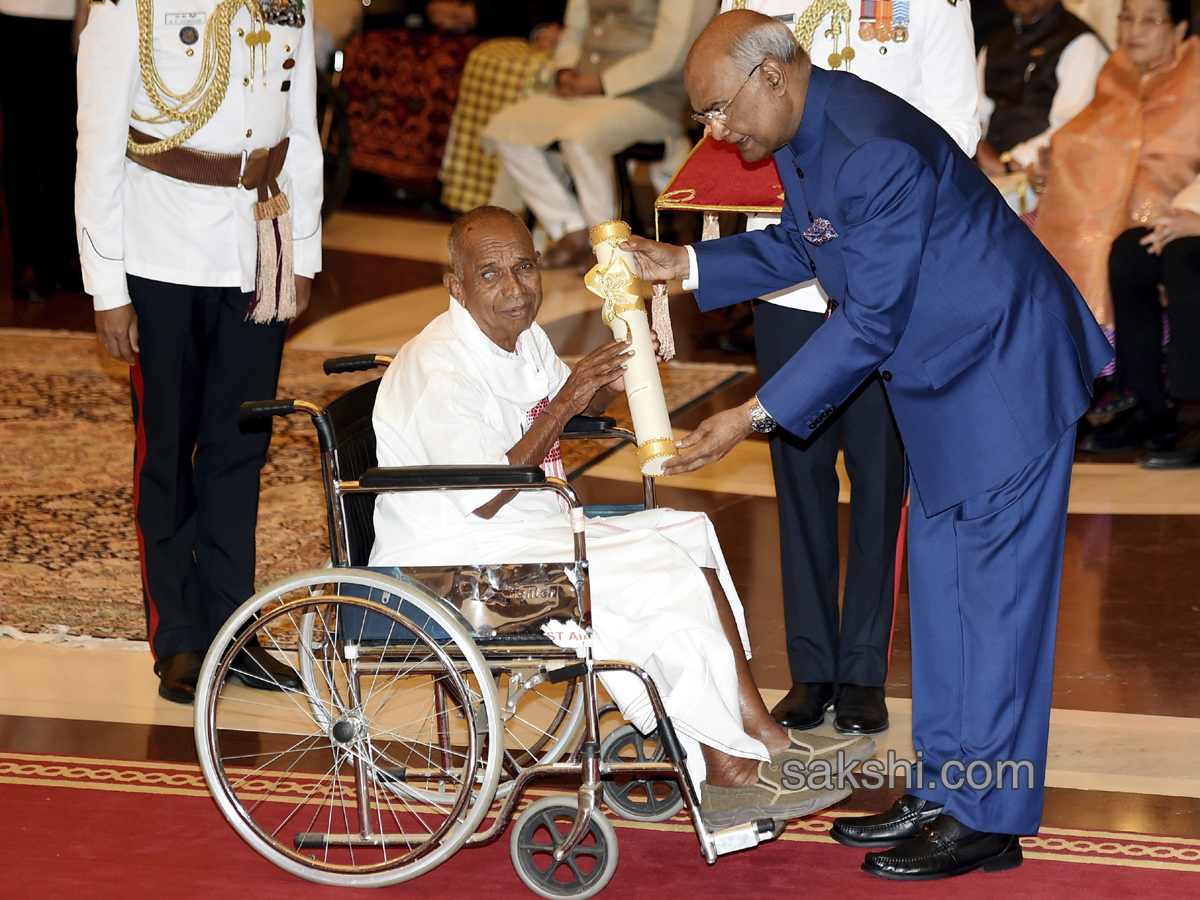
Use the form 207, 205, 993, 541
368, 205, 874, 828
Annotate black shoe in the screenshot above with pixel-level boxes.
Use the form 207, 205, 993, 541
830, 794, 943, 848
231, 643, 303, 691
1080, 408, 1178, 453
834, 684, 889, 735
862, 814, 1023, 880
1139, 426, 1200, 469
155, 651, 203, 704
770, 682, 835, 730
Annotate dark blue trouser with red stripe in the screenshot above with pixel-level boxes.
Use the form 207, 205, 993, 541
128, 276, 288, 664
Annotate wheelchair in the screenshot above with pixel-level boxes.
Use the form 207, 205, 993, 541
192, 355, 785, 898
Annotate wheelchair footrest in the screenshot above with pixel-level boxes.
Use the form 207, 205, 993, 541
711, 819, 783, 857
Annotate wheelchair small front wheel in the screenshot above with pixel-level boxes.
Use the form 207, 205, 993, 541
510, 797, 619, 900
599, 724, 685, 822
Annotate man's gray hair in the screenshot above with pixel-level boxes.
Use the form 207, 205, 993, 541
727, 15, 801, 68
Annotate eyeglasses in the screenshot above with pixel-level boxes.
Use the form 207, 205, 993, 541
691, 62, 763, 126
1117, 12, 1170, 27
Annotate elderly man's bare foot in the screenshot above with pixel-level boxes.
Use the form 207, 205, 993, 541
541, 229, 591, 269
701, 760, 852, 828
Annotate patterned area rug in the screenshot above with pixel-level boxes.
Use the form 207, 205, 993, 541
0, 329, 747, 641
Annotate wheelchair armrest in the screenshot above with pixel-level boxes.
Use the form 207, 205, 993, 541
359, 465, 546, 489
562, 415, 617, 436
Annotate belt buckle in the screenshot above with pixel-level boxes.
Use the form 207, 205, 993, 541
237, 149, 249, 188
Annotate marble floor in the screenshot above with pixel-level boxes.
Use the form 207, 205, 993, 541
1, 210, 1198, 853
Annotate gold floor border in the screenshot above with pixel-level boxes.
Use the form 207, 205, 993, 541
5, 753, 1199, 872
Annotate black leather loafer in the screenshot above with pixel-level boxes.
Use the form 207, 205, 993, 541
862, 814, 1023, 880
834, 684, 889, 734
155, 651, 203, 704
1080, 408, 1178, 453
231, 643, 303, 692
1139, 426, 1200, 469
830, 794, 943, 848
770, 682, 835, 730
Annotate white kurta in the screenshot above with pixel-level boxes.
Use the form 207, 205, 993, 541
370, 299, 769, 774
720, 0, 980, 312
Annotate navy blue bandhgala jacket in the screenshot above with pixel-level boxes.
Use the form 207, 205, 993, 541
692, 66, 1114, 515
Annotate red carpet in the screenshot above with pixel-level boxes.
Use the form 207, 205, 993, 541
2, 752, 1198, 899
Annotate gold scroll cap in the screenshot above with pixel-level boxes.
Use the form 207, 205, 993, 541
636, 437, 678, 472
589, 220, 632, 248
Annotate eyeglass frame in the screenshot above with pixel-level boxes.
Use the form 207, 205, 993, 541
691, 61, 764, 126
1116, 12, 1171, 27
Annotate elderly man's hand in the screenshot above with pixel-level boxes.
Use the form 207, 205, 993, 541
621, 235, 691, 283
661, 404, 754, 475
556, 338, 634, 417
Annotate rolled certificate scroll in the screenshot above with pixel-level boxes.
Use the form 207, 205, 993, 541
584, 220, 678, 476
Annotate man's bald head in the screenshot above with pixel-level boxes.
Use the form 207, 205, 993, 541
685, 9, 811, 163
447, 205, 530, 278
443, 205, 543, 352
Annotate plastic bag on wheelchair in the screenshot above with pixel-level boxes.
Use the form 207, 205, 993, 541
335, 564, 585, 645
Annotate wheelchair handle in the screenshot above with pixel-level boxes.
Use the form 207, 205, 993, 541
239, 399, 297, 420
323, 354, 393, 375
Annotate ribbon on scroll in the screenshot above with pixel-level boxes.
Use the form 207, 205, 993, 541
585, 220, 678, 476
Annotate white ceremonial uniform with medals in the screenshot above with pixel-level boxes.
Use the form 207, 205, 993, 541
75, 0, 323, 668
369, 299, 769, 783
713, 0, 979, 713
77, 0, 322, 310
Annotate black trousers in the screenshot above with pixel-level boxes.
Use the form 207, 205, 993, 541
128, 277, 288, 662
0, 14, 78, 281
1110, 229, 1200, 414
754, 303, 905, 687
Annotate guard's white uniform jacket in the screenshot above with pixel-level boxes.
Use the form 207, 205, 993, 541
76, 0, 323, 311
718, 0, 980, 312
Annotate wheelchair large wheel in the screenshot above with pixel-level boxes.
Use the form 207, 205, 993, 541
599, 724, 685, 822
194, 570, 503, 887
510, 797, 620, 900
292, 573, 584, 801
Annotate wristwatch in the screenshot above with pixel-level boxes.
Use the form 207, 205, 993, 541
747, 395, 777, 433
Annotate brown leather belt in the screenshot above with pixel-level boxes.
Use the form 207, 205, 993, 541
125, 127, 289, 199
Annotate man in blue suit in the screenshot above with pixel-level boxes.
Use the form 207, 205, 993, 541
625, 9, 1114, 881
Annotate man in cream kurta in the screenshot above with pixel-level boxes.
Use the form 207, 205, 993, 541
369, 206, 873, 827
483, 0, 716, 268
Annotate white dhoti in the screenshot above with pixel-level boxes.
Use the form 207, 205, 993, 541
369, 301, 769, 783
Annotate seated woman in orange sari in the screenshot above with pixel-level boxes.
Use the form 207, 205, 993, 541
1033, 0, 1200, 332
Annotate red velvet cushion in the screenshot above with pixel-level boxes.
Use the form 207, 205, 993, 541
656, 135, 785, 214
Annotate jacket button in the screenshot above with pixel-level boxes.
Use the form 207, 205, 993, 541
881, 371, 893, 382
809, 261, 817, 273
796, 167, 804, 178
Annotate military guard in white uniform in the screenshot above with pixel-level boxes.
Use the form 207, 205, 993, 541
716, 0, 979, 737
75, 0, 323, 702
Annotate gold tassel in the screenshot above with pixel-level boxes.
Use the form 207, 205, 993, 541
249, 191, 296, 323
651, 280, 675, 362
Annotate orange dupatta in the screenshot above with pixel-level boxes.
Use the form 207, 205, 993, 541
1034, 37, 1200, 327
